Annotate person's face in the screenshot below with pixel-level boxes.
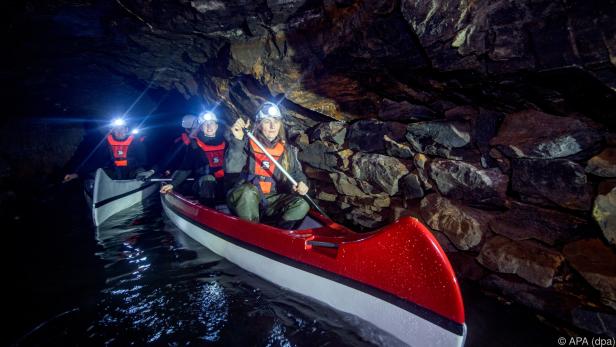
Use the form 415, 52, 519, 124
112, 126, 129, 140
259, 118, 281, 141
202, 120, 218, 137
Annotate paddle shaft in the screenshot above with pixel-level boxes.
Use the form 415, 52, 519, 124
149, 178, 195, 182
244, 130, 330, 219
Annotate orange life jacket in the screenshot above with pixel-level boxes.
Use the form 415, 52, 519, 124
107, 134, 135, 167
180, 132, 191, 145
249, 139, 285, 194
196, 138, 225, 179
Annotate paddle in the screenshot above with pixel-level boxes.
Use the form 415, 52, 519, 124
242, 128, 331, 220
148, 178, 195, 182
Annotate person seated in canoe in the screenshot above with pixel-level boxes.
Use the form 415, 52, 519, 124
156, 114, 200, 177
225, 101, 310, 230
160, 111, 226, 206
63, 117, 152, 183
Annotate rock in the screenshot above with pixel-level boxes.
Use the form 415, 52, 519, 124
297, 140, 340, 172
477, 236, 565, 287
593, 188, 616, 246
401, 0, 615, 77
338, 195, 391, 209
420, 194, 494, 250
346, 120, 407, 153
511, 159, 593, 211
309, 121, 347, 146
406, 121, 473, 160
399, 172, 424, 200
292, 132, 310, 150
329, 172, 368, 197
430, 230, 459, 253
443, 105, 478, 120
489, 148, 511, 173
473, 108, 504, 153
599, 180, 616, 195
448, 252, 487, 281
336, 149, 354, 171
413, 153, 433, 190
351, 153, 409, 195
490, 110, 602, 159
316, 191, 337, 202
384, 135, 414, 159
429, 159, 508, 206
303, 165, 331, 182
378, 98, 435, 121
563, 239, 616, 310
345, 207, 385, 229
489, 202, 588, 245
571, 307, 616, 338
586, 148, 616, 177
479, 274, 580, 318
387, 197, 416, 217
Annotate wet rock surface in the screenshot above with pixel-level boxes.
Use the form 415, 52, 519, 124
563, 239, 616, 310
593, 188, 616, 246
489, 202, 588, 246
511, 159, 593, 211
429, 159, 508, 206
490, 110, 603, 160
420, 194, 494, 250
477, 236, 565, 288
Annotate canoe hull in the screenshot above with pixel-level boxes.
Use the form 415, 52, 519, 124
162, 192, 466, 347
90, 169, 158, 226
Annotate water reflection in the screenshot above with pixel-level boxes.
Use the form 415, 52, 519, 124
82, 202, 380, 346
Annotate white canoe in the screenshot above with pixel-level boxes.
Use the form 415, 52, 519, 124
87, 168, 158, 226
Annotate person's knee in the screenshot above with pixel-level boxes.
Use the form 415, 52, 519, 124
296, 199, 310, 215
284, 198, 309, 221
235, 184, 259, 201
199, 175, 216, 185
227, 184, 260, 220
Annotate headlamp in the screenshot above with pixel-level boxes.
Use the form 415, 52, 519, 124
257, 102, 282, 120
111, 118, 127, 127
200, 111, 217, 123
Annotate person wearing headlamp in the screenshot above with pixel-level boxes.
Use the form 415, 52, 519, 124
63, 117, 149, 182
225, 102, 309, 230
160, 111, 226, 207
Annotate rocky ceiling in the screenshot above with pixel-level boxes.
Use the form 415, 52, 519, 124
3, 0, 616, 129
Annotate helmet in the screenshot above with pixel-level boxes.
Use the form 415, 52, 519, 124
256, 102, 282, 121
181, 114, 198, 129
110, 117, 128, 128
199, 111, 217, 123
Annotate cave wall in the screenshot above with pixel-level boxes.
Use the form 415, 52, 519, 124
4, 0, 616, 336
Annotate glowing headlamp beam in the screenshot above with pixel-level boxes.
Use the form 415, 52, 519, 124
111, 118, 127, 127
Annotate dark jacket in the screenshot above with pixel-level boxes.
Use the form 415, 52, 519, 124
155, 131, 195, 174
224, 132, 307, 195
170, 130, 225, 187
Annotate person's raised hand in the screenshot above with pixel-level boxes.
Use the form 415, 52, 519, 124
231, 118, 250, 140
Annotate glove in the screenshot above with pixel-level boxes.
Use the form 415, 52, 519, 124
136, 169, 155, 181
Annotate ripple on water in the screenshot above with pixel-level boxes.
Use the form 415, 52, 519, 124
71, 202, 397, 346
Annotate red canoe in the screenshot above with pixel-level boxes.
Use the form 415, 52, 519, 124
162, 191, 466, 346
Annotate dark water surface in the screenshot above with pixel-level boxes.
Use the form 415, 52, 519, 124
4, 183, 563, 346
